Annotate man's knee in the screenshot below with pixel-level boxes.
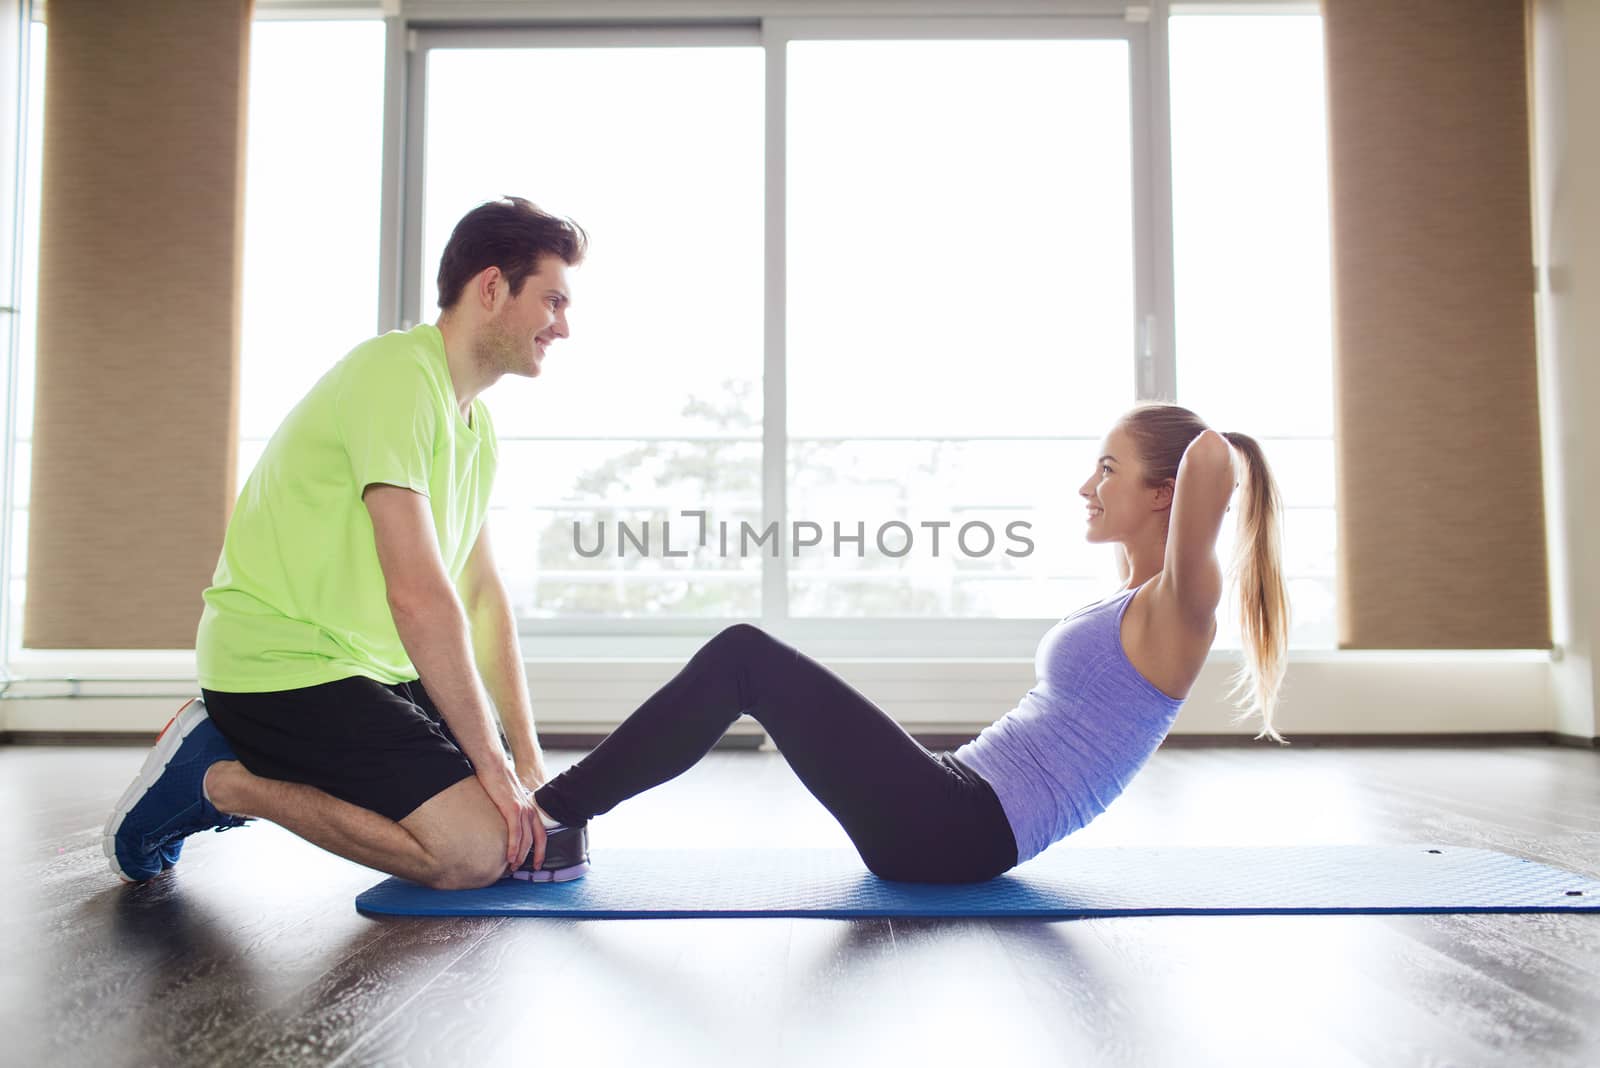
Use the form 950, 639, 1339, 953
402, 778, 509, 890
423, 845, 506, 891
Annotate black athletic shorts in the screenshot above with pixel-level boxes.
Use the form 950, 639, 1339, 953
201, 675, 488, 823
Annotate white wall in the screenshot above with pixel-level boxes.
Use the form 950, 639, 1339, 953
1533, 0, 1600, 741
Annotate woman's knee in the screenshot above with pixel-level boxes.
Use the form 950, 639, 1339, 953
700, 622, 785, 668
709, 622, 773, 653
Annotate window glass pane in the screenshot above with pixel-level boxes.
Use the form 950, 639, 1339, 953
0, 7, 23, 303
422, 46, 764, 618
239, 21, 385, 456
503, 440, 761, 620
10, 23, 43, 652
786, 39, 1135, 617
788, 439, 1110, 619
15, 23, 42, 444
1171, 15, 1337, 648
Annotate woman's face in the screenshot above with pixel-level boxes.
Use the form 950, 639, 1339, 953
1078, 425, 1150, 544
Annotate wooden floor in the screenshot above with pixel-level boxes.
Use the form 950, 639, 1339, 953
4, 742, 1600, 1067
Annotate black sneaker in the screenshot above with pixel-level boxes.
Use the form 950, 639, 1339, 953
511, 822, 590, 883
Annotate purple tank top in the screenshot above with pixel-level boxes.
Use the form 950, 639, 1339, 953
954, 583, 1187, 863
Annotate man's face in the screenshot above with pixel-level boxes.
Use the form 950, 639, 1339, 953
481, 256, 572, 379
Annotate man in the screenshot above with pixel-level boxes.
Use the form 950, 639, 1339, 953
103, 197, 589, 891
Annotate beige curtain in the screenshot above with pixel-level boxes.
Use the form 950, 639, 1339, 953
26, 0, 252, 649
1323, 0, 1549, 649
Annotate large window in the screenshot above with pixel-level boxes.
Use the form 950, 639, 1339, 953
7, 12, 1340, 654
417, 39, 766, 621
785, 38, 1134, 620
409, 21, 1155, 635
238, 21, 386, 481
1170, 13, 1337, 648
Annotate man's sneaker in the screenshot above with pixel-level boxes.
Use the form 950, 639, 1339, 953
102, 697, 250, 883
510, 822, 590, 883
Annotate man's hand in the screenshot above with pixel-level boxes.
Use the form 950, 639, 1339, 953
478, 763, 538, 871
510, 756, 549, 872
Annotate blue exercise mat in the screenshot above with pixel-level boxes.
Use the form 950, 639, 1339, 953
354, 844, 1600, 919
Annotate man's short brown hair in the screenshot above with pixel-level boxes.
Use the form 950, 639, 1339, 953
436, 196, 587, 310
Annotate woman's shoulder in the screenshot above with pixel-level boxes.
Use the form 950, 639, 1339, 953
1121, 575, 1218, 701
1141, 571, 1221, 633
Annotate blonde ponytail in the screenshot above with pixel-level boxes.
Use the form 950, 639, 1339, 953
1220, 431, 1290, 744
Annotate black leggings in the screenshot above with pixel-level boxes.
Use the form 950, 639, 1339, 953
534, 624, 1018, 884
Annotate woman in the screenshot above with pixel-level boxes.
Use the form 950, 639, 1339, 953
526, 403, 1289, 885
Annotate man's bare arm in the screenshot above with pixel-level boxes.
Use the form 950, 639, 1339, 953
363, 483, 539, 869
459, 522, 546, 787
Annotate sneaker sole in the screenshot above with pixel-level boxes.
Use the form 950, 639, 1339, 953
510, 861, 590, 884
102, 698, 209, 883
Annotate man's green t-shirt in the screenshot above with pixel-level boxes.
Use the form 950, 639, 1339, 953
196, 323, 498, 693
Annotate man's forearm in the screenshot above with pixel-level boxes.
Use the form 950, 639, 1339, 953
467, 589, 545, 780
388, 588, 508, 775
